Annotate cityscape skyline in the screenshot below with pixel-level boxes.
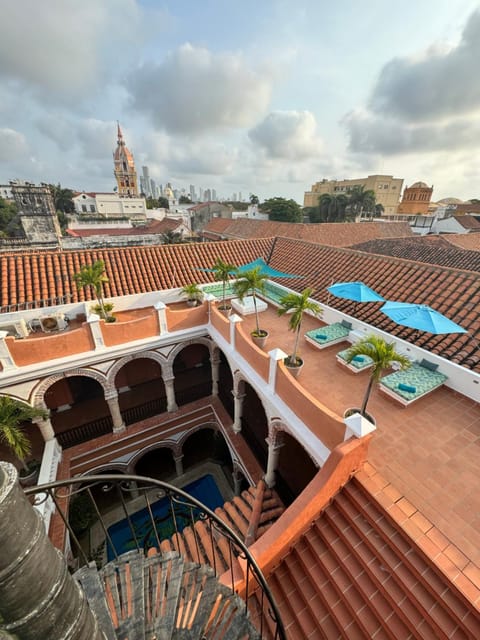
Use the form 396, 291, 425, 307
1, 1, 480, 202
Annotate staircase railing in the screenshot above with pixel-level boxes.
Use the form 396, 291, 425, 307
26, 474, 286, 640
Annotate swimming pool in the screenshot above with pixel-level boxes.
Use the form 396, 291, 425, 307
106, 474, 224, 559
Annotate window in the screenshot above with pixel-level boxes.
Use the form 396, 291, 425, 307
90, 205, 95, 212
81, 205, 87, 212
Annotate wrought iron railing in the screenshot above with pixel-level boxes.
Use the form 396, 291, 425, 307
26, 474, 286, 639
121, 397, 167, 426
55, 416, 113, 448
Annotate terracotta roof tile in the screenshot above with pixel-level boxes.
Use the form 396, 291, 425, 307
446, 234, 480, 251
452, 215, 480, 230
66, 218, 182, 238
202, 219, 413, 247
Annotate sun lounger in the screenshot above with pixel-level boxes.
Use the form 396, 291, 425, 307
336, 348, 374, 373
231, 296, 268, 316
379, 361, 447, 406
305, 321, 352, 349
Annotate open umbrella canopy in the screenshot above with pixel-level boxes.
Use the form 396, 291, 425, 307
380, 301, 467, 335
327, 281, 385, 303
235, 258, 302, 278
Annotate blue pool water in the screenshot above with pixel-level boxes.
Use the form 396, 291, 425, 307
106, 474, 224, 559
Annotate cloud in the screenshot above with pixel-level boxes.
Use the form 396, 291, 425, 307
0, 128, 29, 162
0, 0, 149, 98
344, 9, 480, 155
248, 110, 322, 159
127, 43, 273, 134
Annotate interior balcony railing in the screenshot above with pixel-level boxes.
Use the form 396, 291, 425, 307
26, 474, 286, 639
55, 416, 113, 449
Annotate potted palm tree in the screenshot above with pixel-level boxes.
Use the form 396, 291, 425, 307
0, 397, 49, 485
233, 266, 269, 347
73, 260, 114, 321
182, 283, 203, 307
211, 257, 237, 315
277, 287, 322, 377
344, 335, 411, 421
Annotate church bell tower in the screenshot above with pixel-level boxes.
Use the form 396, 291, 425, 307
113, 123, 138, 196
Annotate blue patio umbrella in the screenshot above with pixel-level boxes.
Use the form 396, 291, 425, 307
380, 301, 467, 334
235, 258, 303, 278
327, 281, 385, 303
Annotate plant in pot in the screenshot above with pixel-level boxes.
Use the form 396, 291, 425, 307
0, 396, 49, 484
182, 283, 203, 307
277, 287, 322, 377
211, 257, 237, 315
344, 335, 411, 421
73, 259, 113, 321
90, 302, 116, 322
233, 266, 269, 347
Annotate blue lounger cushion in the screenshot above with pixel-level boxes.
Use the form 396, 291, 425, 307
305, 323, 351, 347
398, 383, 416, 393
316, 333, 328, 339
381, 363, 447, 402
352, 355, 365, 362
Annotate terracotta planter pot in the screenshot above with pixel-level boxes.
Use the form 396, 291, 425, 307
251, 330, 268, 349
284, 356, 304, 378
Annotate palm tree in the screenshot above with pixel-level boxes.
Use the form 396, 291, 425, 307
347, 185, 376, 218
318, 193, 349, 222
233, 267, 269, 337
182, 283, 203, 306
277, 288, 322, 367
161, 230, 184, 244
345, 335, 411, 417
73, 260, 110, 320
0, 397, 48, 473
211, 258, 237, 311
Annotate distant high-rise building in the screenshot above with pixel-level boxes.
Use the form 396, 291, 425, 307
150, 179, 157, 199
212, 189, 217, 201
113, 123, 138, 196
232, 193, 237, 202
204, 188, 212, 201
189, 185, 196, 201
141, 166, 151, 198
239, 191, 242, 202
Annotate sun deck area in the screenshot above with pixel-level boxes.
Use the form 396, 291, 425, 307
237, 305, 480, 570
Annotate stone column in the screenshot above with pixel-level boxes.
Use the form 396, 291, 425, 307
229, 314, 243, 348
105, 392, 125, 433
264, 433, 284, 488
164, 377, 178, 412
211, 353, 220, 396
32, 414, 55, 442
0, 463, 103, 640
232, 390, 245, 433
174, 454, 184, 477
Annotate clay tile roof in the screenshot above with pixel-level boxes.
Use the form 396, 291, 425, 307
66, 219, 183, 238
351, 236, 480, 272
452, 215, 480, 230
2, 235, 480, 370
201, 219, 413, 247
445, 234, 480, 250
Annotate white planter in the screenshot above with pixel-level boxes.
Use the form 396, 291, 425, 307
343, 410, 376, 440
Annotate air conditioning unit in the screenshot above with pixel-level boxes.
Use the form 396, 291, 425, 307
40, 313, 67, 332
0, 318, 29, 338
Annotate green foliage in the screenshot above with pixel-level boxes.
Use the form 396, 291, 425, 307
161, 230, 184, 244
211, 257, 237, 309
345, 335, 411, 415
317, 193, 350, 222
90, 302, 114, 317
224, 201, 248, 211
49, 183, 74, 213
0, 196, 20, 237
182, 283, 203, 303
0, 397, 48, 470
233, 267, 269, 335
249, 194, 260, 204
73, 260, 110, 319
146, 196, 170, 210
179, 195, 192, 204
158, 196, 169, 210
346, 185, 376, 217
278, 288, 322, 365
262, 197, 302, 222
69, 493, 98, 536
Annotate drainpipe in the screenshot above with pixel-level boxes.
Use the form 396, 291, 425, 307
0, 462, 103, 640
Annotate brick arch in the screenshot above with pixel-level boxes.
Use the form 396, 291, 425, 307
166, 336, 215, 375
31, 368, 111, 409
269, 419, 319, 468
232, 371, 273, 418
107, 350, 168, 388
176, 421, 222, 453
127, 442, 177, 474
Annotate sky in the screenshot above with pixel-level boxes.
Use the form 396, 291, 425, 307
1, 0, 480, 203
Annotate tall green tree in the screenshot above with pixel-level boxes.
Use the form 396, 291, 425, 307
49, 184, 74, 213
318, 193, 349, 222
347, 185, 376, 217
73, 260, 110, 319
0, 197, 18, 236
211, 257, 237, 311
179, 195, 192, 204
345, 335, 411, 416
249, 194, 260, 205
233, 267, 269, 337
277, 288, 321, 366
261, 197, 302, 222
0, 397, 48, 472
161, 230, 184, 244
